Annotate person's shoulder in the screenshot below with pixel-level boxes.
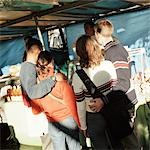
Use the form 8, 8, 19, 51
102, 60, 113, 66
56, 80, 72, 92
56, 79, 68, 88
57, 79, 67, 84
72, 70, 78, 79
21, 62, 35, 68
20, 62, 36, 74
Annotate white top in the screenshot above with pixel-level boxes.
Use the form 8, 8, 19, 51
72, 60, 117, 130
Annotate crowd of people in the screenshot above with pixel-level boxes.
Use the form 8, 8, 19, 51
19, 19, 140, 150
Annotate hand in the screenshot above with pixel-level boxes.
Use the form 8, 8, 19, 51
55, 73, 67, 81
89, 98, 104, 112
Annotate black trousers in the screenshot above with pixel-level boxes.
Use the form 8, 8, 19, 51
86, 112, 124, 150
86, 112, 109, 150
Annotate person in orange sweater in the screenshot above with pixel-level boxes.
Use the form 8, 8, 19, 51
30, 51, 80, 150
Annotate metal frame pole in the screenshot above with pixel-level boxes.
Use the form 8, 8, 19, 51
34, 17, 45, 50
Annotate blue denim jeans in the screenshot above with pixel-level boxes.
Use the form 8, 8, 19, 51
48, 116, 80, 150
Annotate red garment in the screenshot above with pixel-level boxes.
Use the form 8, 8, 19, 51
22, 90, 44, 113
30, 80, 80, 127
22, 91, 31, 107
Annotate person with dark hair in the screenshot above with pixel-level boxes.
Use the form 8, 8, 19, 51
22, 37, 43, 62
72, 34, 117, 149
30, 51, 81, 150
20, 37, 56, 100
68, 21, 95, 83
84, 21, 95, 36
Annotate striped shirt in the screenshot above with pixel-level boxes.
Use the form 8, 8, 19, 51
104, 40, 138, 107
72, 60, 117, 130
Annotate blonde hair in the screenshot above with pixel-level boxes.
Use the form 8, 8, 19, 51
95, 19, 114, 37
76, 35, 104, 68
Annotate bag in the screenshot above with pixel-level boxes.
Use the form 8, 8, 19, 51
0, 114, 20, 149
101, 90, 133, 139
76, 69, 133, 139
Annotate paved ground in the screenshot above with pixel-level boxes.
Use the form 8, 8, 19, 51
20, 144, 42, 150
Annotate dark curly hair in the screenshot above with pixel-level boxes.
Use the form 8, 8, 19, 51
36, 51, 54, 76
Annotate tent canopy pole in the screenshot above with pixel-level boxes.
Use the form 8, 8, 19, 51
34, 16, 45, 51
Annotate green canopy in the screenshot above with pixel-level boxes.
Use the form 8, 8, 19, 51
0, 0, 149, 40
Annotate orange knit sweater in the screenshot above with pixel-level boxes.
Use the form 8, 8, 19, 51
30, 80, 80, 127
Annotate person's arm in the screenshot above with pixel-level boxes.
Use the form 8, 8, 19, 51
72, 73, 86, 130
20, 62, 56, 99
105, 45, 130, 92
89, 61, 117, 111
62, 81, 80, 127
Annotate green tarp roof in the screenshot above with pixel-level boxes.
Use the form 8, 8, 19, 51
0, 0, 150, 40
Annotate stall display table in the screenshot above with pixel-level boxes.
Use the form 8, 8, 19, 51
3, 98, 48, 146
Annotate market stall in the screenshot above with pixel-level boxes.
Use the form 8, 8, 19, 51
0, 65, 48, 146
